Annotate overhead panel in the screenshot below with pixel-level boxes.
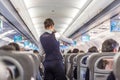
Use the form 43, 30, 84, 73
63, 0, 114, 37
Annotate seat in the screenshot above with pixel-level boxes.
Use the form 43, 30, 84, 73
87, 52, 115, 80
79, 54, 89, 80
64, 54, 72, 80
0, 56, 24, 80
0, 50, 39, 80
64, 54, 71, 73
68, 53, 78, 80
27, 53, 40, 73
75, 53, 88, 80
113, 53, 120, 80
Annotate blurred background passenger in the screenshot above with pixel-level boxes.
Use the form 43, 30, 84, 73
67, 49, 72, 54
88, 46, 98, 53
8, 42, 20, 51
73, 48, 79, 79
101, 39, 119, 80
72, 48, 79, 53
79, 50, 85, 53
118, 47, 120, 52
0, 45, 16, 51
33, 50, 39, 55
85, 46, 98, 80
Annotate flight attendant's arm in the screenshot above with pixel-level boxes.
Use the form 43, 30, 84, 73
55, 32, 74, 44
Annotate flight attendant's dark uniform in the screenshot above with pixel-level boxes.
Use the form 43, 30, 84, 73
40, 32, 67, 80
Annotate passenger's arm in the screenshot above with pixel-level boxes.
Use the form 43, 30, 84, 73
55, 32, 74, 44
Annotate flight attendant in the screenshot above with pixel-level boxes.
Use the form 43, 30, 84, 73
40, 18, 73, 80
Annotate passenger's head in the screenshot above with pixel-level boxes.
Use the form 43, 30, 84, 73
33, 50, 39, 55
8, 42, 20, 51
44, 18, 55, 31
0, 45, 16, 51
67, 50, 72, 54
72, 48, 79, 53
88, 46, 98, 53
80, 50, 85, 53
102, 39, 119, 52
118, 47, 120, 52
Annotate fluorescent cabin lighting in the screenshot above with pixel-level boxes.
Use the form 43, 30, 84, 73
0, 30, 14, 38
78, 0, 88, 9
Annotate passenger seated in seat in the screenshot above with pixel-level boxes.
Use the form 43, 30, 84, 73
33, 50, 39, 55
67, 49, 72, 54
101, 39, 119, 80
88, 46, 98, 53
8, 42, 20, 51
80, 50, 85, 53
85, 46, 99, 80
0, 45, 15, 51
73, 48, 79, 79
72, 48, 79, 53
0, 45, 20, 78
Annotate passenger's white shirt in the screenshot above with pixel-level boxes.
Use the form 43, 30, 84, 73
39, 30, 73, 55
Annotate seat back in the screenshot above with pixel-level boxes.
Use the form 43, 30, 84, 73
28, 53, 40, 73
88, 52, 115, 80
64, 53, 77, 80
0, 50, 37, 80
79, 54, 89, 80
69, 53, 77, 80
75, 53, 87, 80
113, 53, 120, 80
0, 51, 24, 80
64, 54, 71, 74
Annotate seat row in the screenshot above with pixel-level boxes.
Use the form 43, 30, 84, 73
64, 52, 120, 80
0, 50, 43, 80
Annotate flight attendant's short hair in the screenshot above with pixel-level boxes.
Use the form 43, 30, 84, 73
44, 18, 54, 29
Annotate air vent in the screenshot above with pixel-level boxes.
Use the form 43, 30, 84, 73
99, 27, 108, 30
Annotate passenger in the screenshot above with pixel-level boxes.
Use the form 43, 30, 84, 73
67, 50, 72, 54
33, 50, 39, 55
0, 45, 19, 78
8, 42, 20, 51
40, 18, 73, 80
85, 46, 99, 80
0, 61, 10, 80
80, 50, 85, 53
0, 45, 16, 51
72, 48, 79, 53
88, 46, 98, 53
118, 47, 120, 52
73, 48, 79, 79
101, 39, 119, 80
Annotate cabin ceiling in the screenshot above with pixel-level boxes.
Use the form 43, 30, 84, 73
10, 0, 114, 41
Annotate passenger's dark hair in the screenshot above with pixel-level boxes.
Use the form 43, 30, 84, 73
67, 50, 72, 53
118, 47, 120, 52
72, 48, 79, 53
0, 45, 16, 51
88, 46, 98, 53
8, 42, 20, 51
102, 39, 119, 52
44, 18, 54, 29
80, 50, 85, 53
33, 50, 39, 53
